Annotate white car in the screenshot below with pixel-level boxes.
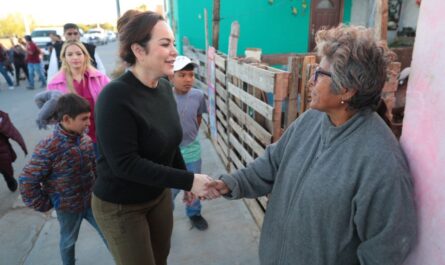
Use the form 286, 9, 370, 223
107, 31, 117, 42
30, 27, 64, 73
83, 28, 108, 45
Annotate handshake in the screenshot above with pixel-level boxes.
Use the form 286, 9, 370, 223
187, 174, 230, 202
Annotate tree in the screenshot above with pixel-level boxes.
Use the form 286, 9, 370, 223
0, 13, 35, 37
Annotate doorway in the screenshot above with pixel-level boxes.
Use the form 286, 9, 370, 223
309, 0, 344, 51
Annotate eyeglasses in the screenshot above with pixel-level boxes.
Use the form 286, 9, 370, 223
66, 32, 79, 36
313, 66, 332, 84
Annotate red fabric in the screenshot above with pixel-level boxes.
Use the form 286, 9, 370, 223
0, 111, 28, 170
26, 42, 41, 63
73, 73, 96, 142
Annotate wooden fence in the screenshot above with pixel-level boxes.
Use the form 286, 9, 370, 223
182, 42, 401, 227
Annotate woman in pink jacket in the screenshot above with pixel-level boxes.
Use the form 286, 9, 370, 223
47, 40, 109, 155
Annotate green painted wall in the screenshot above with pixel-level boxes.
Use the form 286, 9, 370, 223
343, 0, 352, 24
172, 0, 352, 55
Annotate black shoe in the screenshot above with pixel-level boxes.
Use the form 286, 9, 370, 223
6, 178, 18, 192
189, 215, 208, 231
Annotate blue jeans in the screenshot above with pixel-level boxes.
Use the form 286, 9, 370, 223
0, 62, 13, 86
27, 63, 46, 88
56, 207, 106, 265
172, 159, 202, 217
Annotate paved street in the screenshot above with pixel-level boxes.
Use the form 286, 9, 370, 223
0, 42, 260, 265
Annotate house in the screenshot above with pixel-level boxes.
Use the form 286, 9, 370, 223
165, 0, 419, 56
165, 0, 353, 55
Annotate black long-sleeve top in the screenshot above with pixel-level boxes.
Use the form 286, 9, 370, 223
93, 71, 194, 204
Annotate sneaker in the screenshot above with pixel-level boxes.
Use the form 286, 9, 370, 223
189, 215, 208, 231
40, 83, 46, 89
6, 178, 18, 192
26, 85, 34, 90
8, 86, 15, 90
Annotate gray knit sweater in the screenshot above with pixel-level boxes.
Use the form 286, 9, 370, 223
220, 109, 416, 265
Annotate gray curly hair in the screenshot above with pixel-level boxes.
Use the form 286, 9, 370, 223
315, 25, 391, 110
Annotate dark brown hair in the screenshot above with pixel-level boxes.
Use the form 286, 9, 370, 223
117, 9, 142, 33
56, 93, 90, 121
118, 11, 164, 66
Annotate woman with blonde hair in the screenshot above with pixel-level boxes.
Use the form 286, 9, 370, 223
47, 40, 109, 154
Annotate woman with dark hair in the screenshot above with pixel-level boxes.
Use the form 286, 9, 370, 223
213, 25, 417, 265
92, 11, 215, 265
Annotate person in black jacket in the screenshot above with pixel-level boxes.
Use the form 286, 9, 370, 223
91, 11, 217, 265
10, 41, 29, 86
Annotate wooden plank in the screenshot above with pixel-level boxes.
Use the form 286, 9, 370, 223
230, 118, 265, 157
257, 196, 268, 209
228, 21, 240, 58
197, 51, 207, 64
300, 56, 317, 114
212, 0, 220, 49
215, 68, 226, 84
197, 67, 207, 79
382, 62, 401, 122
261, 53, 298, 65
227, 58, 275, 93
243, 199, 264, 227
229, 132, 254, 164
217, 123, 228, 144
272, 72, 290, 141
216, 111, 227, 128
216, 82, 227, 99
195, 78, 207, 91
217, 135, 228, 155
216, 97, 227, 115
215, 140, 229, 167
227, 81, 274, 120
229, 100, 272, 146
286, 56, 303, 128
215, 53, 226, 71
231, 151, 244, 170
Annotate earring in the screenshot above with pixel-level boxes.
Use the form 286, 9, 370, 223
341, 100, 345, 104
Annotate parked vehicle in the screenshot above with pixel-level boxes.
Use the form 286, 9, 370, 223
106, 31, 117, 42
83, 28, 108, 45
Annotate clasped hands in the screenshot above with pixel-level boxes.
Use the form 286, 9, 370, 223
186, 174, 229, 203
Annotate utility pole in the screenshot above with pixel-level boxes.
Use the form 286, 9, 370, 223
116, 0, 121, 19
212, 0, 220, 50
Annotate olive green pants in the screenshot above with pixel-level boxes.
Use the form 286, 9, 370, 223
92, 190, 173, 265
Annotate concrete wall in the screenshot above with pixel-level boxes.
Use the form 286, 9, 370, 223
350, 0, 419, 30
172, 0, 352, 55
401, 0, 445, 264
398, 0, 420, 31
350, 0, 372, 26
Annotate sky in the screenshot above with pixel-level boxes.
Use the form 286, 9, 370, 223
0, 0, 164, 25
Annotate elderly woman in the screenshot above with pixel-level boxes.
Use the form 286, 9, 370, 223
47, 40, 109, 155
214, 25, 416, 264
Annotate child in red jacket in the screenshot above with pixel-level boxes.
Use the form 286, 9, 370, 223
0, 110, 27, 191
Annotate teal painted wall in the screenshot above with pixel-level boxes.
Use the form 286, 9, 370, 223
174, 0, 211, 55
173, 0, 352, 55
343, 0, 352, 24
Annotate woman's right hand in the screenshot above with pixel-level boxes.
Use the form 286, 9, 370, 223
191, 174, 220, 199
